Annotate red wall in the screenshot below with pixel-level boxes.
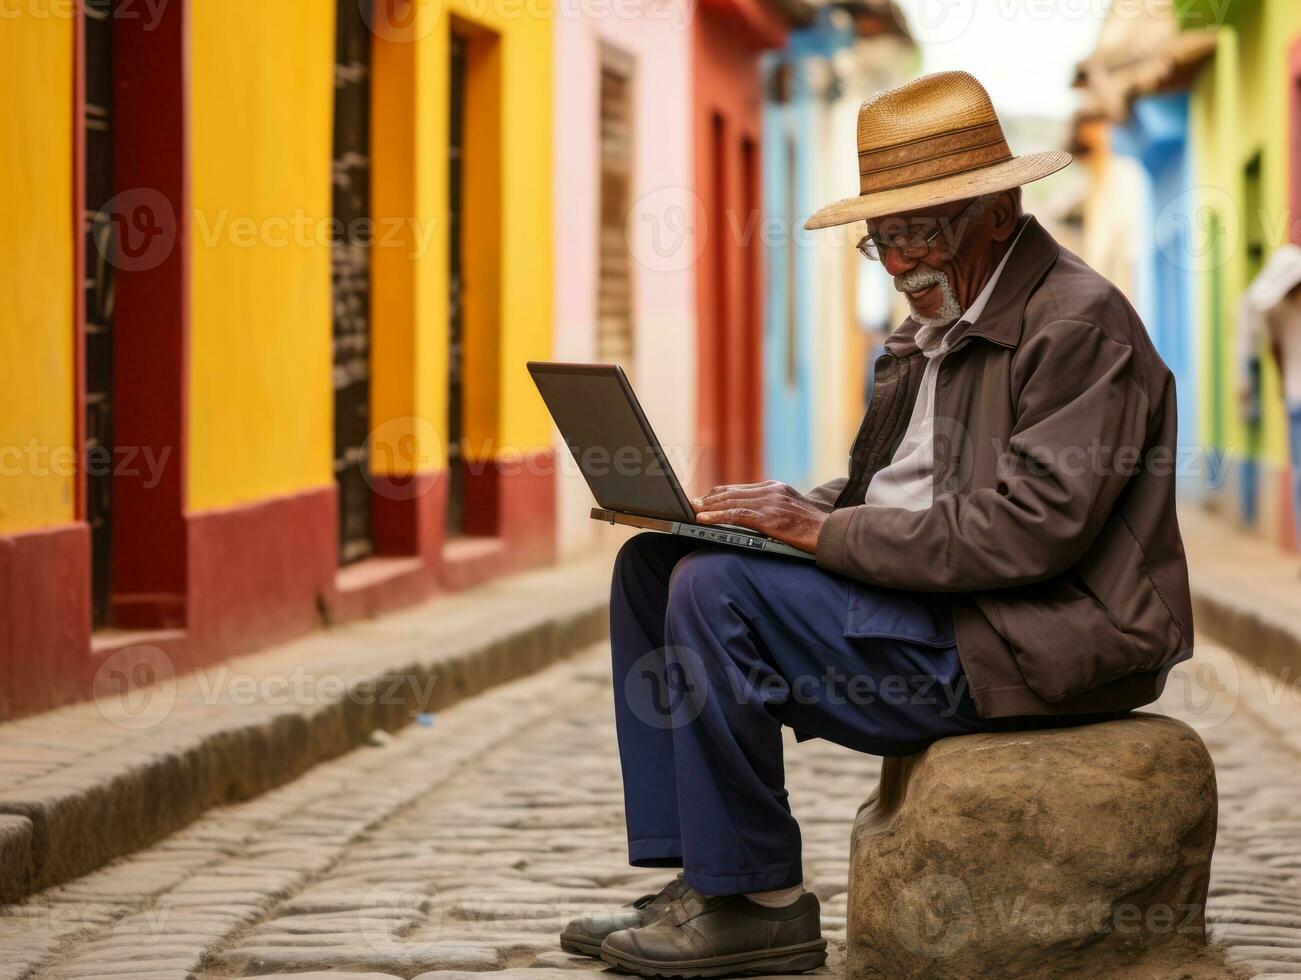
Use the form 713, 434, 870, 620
692, 0, 787, 492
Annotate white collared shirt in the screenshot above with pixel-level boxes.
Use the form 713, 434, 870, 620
863, 223, 1026, 510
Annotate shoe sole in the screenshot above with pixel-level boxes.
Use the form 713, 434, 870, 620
600, 938, 828, 978
560, 935, 605, 958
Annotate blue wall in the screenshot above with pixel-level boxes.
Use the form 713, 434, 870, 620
762, 17, 856, 488
1113, 92, 1201, 492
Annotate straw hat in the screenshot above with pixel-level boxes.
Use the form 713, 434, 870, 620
805, 71, 1072, 230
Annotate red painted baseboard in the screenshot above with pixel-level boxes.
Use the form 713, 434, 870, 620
0, 462, 556, 722
0, 523, 92, 719
184, 486, 337, 668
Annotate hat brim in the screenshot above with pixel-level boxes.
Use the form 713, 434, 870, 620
803, 150, 1073, 230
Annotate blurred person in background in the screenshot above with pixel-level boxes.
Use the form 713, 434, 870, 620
1239, 244, 1301, 548
562, 71, 1193, 978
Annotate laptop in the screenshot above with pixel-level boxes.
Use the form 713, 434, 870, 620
528, 361, 814, 560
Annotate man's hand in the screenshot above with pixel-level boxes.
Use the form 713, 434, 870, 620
693, 481, 829, 554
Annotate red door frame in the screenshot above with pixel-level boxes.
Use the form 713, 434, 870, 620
75, 0, 190, 629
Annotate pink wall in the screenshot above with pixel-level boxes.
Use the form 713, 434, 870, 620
552, 8, 698, 556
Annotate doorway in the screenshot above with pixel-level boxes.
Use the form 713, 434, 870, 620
83, 0, 116, 628
332, 0, 375, 565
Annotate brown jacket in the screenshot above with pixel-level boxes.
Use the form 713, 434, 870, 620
810, 216, 1193, 719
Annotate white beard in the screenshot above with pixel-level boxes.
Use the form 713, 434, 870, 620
896, 267, 963, 330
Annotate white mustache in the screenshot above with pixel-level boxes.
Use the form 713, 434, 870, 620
895, 268, 948, 294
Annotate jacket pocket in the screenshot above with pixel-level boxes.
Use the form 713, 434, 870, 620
1074, 515, 1187, 668
845, 585, 956, 648
981, 576, 1148, 702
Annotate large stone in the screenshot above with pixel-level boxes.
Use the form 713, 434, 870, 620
847, 713, 1223, 980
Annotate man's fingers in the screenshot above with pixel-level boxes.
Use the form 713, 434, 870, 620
697, 482, 771, 502
696, 508, 764, 527
694, 484, 785, 508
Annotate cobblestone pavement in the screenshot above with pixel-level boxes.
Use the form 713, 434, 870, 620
1, 637, 1299, 980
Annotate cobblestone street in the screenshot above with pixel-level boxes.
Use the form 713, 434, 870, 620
2, 634, 1300, 980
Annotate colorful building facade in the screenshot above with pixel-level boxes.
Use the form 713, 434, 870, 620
0, 0, 936, 723
1179, 0, 1301, 547
551, 4, 697, 557
1076, 0, 1301, 549
761, 5, 914, 491
0, 0, 557, 720
1072, 1, 1211, 478
692, 0, 806, 492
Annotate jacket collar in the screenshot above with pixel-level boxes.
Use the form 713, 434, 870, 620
882, 215, 1060, 357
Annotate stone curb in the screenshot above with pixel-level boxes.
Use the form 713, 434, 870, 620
0, 557, 612, 906
1190, 569, 1301, 689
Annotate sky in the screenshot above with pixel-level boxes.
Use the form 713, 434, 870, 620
894, 0, 1109, 120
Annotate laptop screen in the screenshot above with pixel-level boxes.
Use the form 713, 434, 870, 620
528, 362, 695, 522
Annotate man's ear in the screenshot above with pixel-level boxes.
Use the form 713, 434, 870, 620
990, 190, 1020, 242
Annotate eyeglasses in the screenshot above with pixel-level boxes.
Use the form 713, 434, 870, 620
856, 198, 977, 263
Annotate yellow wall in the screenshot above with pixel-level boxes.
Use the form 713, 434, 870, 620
1191, 1, 1301, 468
188, 0, 335, 510
369, 0, 553, 479
477, 7, 554, 457
0, 14, 75, 534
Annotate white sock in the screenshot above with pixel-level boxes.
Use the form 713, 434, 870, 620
744, 884, 804, 907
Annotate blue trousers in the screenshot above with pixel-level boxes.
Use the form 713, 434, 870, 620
610, 532, 995, 896
1290, 403, 1301, 527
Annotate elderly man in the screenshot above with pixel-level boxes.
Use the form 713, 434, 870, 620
562, 71, 1193, 977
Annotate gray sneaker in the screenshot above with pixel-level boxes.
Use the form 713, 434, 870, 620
559, 874, 691, 958
600, 889, 826, 977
